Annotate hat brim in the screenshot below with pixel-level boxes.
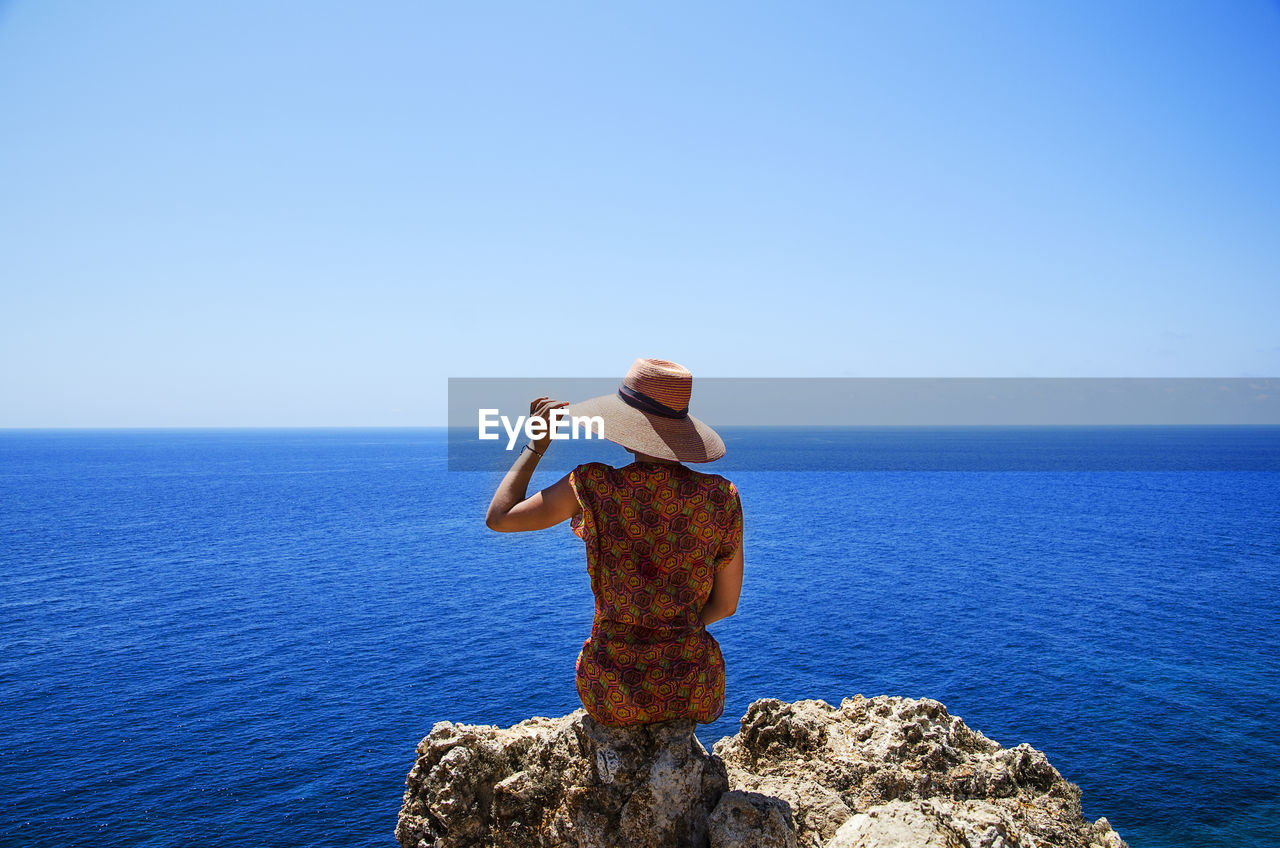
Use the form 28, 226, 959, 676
567, 393, 726, 463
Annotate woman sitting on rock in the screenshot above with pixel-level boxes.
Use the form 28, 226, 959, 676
485, 358, 744, 727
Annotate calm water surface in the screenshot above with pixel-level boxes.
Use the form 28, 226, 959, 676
1, 428, 1277, 847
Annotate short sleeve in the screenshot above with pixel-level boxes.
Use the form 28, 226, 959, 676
568, 462, 604, 542
714, 481, 743, 575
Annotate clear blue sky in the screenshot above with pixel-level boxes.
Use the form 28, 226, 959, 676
2, 1, 1277, 426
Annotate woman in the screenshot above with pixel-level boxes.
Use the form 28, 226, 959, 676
485, 358, 744, 727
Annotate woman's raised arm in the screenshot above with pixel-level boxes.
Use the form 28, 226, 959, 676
485, 397, 580, 532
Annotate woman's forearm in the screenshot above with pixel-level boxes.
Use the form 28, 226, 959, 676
699, 596, 736, 626
485, 445, 544, 528
486, 398, 564, 530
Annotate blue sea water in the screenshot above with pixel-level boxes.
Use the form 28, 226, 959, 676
1, 428, 1278, 848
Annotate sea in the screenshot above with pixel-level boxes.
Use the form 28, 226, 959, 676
1, 427, 1278, 848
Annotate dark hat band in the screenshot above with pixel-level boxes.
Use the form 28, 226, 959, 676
617, 384, 689, 419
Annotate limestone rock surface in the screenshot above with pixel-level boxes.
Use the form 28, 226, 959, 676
395, 711, 727, 848
396, 696, 1127, 848
713, 697, 1127, 848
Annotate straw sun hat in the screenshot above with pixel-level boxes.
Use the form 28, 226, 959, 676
568, 358, 725, 463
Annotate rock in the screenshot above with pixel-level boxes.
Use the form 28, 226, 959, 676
395, 710, 727, 848
713, 696, 1128, 848
708, 791, 797, 848
827, 800, 963, 848
396, 696, 1128, 848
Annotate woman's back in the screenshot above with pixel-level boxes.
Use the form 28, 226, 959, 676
569, 459, 743, 726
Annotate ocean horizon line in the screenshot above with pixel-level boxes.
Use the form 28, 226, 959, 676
5, 423, 1280, 432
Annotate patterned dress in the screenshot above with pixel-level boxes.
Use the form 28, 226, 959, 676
568, 460, 743, 726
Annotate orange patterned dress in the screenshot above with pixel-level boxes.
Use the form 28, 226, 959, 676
568, 460, 743, 726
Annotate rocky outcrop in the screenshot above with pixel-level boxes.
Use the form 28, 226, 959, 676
714, 697, 1125, 848
396, 695, 1127, 848
395, 712, 729, 848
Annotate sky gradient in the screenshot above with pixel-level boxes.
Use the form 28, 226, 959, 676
2, 1, 1278, 426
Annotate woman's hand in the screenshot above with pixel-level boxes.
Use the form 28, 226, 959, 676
484, 396, 579, 533
528, 396, 568, 455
